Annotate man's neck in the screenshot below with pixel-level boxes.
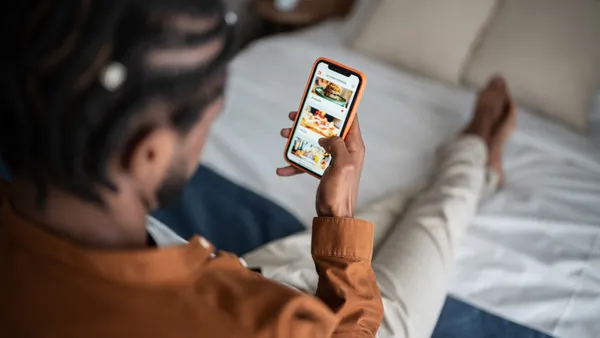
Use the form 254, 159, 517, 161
8, 178, 149, 250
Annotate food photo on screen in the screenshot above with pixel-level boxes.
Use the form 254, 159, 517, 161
311, 77, 354, 108
290, 137, 332, 170
300, 106, 342, 138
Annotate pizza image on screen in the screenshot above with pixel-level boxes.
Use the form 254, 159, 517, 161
300, 106, 342, 138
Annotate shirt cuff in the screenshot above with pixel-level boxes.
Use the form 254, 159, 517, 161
311, 217, 374, 262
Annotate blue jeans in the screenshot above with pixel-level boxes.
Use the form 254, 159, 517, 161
151, 166, 305, 255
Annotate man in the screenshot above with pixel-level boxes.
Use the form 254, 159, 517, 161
0, 1, 381, 337
0, 2, 517, 338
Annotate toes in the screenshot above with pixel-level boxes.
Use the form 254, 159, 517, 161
488, 75, 507, 90
476, 75, 512, 118
480, 74, 508, 97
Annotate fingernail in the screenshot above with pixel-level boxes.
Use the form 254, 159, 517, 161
318, 138, 327, 146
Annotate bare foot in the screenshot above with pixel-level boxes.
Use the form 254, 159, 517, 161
463, 76, 509, 143
463, 76, 516, 183
488, 97, 517, 184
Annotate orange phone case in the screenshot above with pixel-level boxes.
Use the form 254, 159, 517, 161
283, 57, 367, 179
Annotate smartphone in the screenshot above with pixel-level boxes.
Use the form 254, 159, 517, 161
284, 57, 366, 179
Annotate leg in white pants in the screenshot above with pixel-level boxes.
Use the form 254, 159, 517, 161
243, 135, 498, 337
368, 136, 497, 338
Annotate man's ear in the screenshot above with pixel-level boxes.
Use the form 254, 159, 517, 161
125, 126, 177, 194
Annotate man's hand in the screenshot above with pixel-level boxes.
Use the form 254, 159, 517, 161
278, 111, 365, 218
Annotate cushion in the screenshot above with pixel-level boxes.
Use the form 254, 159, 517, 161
463, 0, 600, 130
352, 0, 498, 84
341, 0, 382, 42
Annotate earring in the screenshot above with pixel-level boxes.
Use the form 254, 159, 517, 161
99, 62, 127, 91
225, 11, 238, 25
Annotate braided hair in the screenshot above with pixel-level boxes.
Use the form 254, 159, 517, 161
0, 0, 233, 204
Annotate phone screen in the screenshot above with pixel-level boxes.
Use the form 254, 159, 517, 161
286, 60, 362, 177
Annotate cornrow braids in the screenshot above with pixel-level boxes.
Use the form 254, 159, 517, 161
0, 0, 233, 205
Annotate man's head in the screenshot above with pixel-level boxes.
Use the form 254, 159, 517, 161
0, 0, 231, 210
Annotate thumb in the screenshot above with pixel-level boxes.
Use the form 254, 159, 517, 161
319, 137, 350, 163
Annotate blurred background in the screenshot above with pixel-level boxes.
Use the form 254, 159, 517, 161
1, 1, 599, 337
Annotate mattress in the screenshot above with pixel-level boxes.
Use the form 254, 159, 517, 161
201, 21, 600, 338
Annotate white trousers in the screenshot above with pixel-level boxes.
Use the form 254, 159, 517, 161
243, 135, 498, 338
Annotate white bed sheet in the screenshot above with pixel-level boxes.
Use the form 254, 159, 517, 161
202, 22, 600, 338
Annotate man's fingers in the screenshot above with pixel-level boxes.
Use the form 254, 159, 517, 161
288, 111, 298, 121
282, 111, 297, 138
276, 166, 303, 177
280, 128, 291, 138
319, 137, 351, 163
344, 116, 365, 154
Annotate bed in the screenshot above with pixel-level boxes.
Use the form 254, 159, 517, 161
200, 20, 600, 338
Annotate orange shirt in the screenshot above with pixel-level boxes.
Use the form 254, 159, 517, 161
0, 182, 383, 337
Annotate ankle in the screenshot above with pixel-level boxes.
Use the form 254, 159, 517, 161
463, 125, 492, 145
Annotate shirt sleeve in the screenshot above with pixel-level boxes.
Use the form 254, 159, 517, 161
311, 217, 384, 337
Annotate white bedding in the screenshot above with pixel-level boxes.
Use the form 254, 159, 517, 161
202, 22, 600, 338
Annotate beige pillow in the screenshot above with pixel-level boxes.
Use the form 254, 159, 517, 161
352, 0, 498, 84
463, 0, 600, 130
